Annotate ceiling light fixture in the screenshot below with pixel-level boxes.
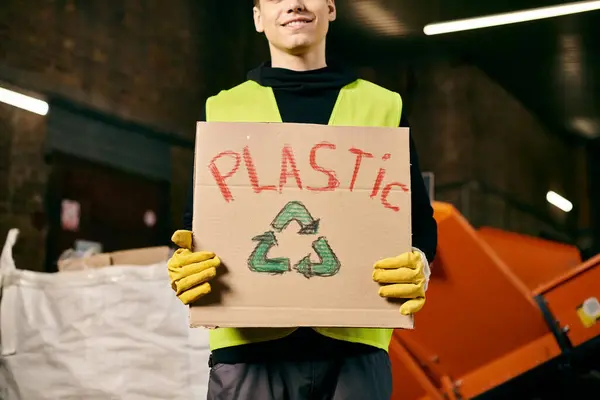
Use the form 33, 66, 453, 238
546, 190, 573, 212
351, 0, 408, 37
0, 86, 49, 116
424, 0, 600, 35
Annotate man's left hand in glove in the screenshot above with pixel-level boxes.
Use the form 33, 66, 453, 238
372, 249, 431, 315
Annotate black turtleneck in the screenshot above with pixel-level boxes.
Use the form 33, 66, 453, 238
246, 62, 357, 125
182, 62, 437, 365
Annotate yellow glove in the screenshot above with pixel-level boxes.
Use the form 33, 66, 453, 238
373, 250, 429, 315
168, 230, 221, 305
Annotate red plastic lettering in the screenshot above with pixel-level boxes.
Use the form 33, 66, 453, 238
370, 153, 391, 198
243, 146, 276, 193
380, 182, 409, 212
370, 168, 385, 199
279, 145, 303, 192
348, 148, 374, 191
308, 142, 339, 192
208, 151, 241, 202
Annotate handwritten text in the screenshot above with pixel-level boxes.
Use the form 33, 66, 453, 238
208, 142, 409, 212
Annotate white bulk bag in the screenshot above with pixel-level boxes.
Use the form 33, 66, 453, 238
0, 229, 210, 400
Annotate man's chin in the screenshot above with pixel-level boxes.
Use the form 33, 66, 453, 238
285, 40, 316, 55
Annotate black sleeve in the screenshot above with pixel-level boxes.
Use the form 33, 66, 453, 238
401, 115, 438, 263
182, 171, 194, 231
181, 106, 206, 231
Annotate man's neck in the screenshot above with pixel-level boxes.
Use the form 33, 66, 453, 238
269, 42, 327, 71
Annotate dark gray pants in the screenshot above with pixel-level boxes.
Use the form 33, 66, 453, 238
206, 350, 392, 400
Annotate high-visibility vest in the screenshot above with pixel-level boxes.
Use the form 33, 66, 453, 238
205, 78, 403, 352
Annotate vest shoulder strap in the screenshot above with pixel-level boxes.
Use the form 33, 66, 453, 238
330, 79, 402, 127
206, 81, 282, 122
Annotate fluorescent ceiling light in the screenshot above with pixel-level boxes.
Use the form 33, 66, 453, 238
424, 0, 600, 35
0, 86, 49, 116
546, 190, 573, 212
351, 0, 408, 37
571, 117, 599, 138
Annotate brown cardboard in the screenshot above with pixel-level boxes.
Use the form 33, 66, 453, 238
110, 247, 170, 266
191, 122, 413, 329
58, 246, 170, 271
58, 253, 112, 271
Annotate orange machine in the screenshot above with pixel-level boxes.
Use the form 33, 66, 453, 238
390, 202, 600, 399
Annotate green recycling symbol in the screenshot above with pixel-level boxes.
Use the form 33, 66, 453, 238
247, 201, 341, 278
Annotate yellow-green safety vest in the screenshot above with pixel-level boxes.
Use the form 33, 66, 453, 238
205, 78, 403, 353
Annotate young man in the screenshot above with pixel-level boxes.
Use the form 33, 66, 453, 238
167, 1, 437, 399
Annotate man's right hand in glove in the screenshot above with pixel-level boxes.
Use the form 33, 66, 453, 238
168, 230, 221, 305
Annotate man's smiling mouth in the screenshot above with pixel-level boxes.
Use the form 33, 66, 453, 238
282, 18, 314, 27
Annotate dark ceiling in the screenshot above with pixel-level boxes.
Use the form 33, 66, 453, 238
326, 0, 600, 142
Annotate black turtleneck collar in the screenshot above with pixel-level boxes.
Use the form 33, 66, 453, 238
246, 61, 358, 92
241, 61, 358, 125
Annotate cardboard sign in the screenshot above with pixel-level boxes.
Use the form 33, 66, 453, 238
191, 122, 413, 329
58, 246, 170, 271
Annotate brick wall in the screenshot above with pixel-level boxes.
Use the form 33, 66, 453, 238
0, 102, 48, 271
404, 60, 587, 238
1, 0, 207, 134
0, 0, 211, 269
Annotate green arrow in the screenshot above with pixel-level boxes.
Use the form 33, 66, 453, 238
247, 231, 290, 274
271, 201, 320, 234
294, 237, 341, 278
